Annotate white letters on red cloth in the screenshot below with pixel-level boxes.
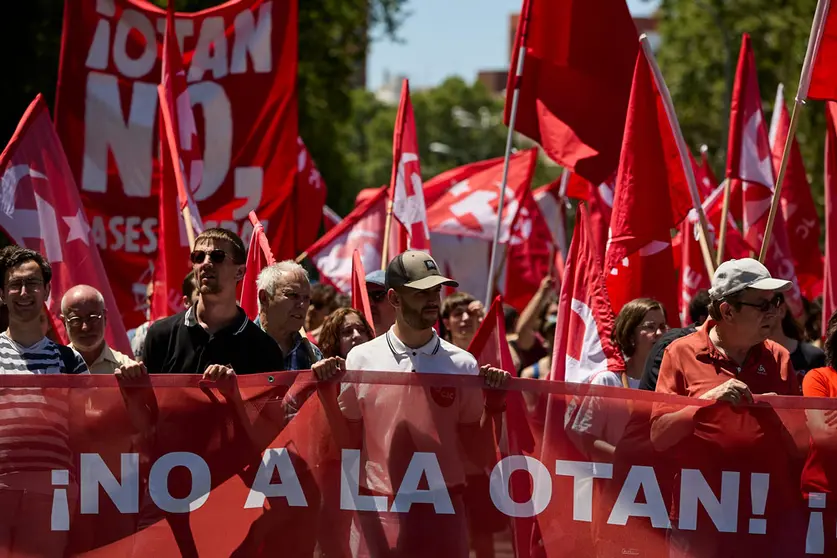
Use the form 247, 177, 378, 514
54, 0, 298, 328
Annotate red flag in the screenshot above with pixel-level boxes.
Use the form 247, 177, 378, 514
422, 156, 507, 208
769, 84, 824, 300
54, 0, 298, 329
533, 179, 569, 257
604, 48, 692, 320
389, 80, 430, 252
564, 173, 614, 260
506, 0, 638, 184
824, 102, 837, 336
678, 218, 712, 327
305, 187, 397, 294
725, 34, 804, 318
0, 96, 130, 354
240, 212, 275, 321
350, 250, 375, 336
426, 148, 538, 242
151, 5, 205, 321
806, 2, 837, 101
552, 203, 625, 382
295, 137, 327, 254
697, 146, 719, 194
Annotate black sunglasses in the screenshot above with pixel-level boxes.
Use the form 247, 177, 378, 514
190, 249, 228, 265
369, 290, 387, 303
737, 294, 784, 313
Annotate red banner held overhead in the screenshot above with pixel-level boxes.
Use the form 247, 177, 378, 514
0, 373, 832, 556
54, 0, 298, 329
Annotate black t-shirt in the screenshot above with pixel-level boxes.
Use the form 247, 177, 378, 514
639, 326, 697, 392
142, 307, 284, 375
790, 341, 826, 385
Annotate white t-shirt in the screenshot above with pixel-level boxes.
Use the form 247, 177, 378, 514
340, 327, 483, 494
568, 371, 638, 448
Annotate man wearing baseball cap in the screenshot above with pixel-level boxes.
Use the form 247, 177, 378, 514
650, 258, 801, 556
317, 250, 509, 557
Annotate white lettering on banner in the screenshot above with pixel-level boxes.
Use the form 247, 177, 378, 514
390, 452, 453, 514
489, 455, 552, 518
679, 469, 739, 533
189, 17, 228, 82
606, 465, 670, 528
340, 449, 388, 512
555, 460, 613, 522
231, 2, 273, 74
155, 18, 196, 55
82, 73, 157, 196
186, 81, 232, 201
113, 10, 158, 78
80, 453, 139, 514
244, 448, 308, 509
149, 452, 211, 513
51, 469, 70, 532
233, 167, 264, 219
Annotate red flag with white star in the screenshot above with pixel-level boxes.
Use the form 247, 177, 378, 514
0, 95, 130, 353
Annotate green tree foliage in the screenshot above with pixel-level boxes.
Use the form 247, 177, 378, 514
656, 0, 825, 211
332, 76, 562, 215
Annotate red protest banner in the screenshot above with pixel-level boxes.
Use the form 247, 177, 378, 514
0, 372, 830, 556
54, 0, 298, 329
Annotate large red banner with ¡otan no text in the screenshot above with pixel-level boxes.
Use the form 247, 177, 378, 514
54, 0, 298, 328
2, 372, 835, 557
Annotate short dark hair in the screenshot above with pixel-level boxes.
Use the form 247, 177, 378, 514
310, 283, 338, 311
441, 292, 476, 319
824, 311, 837, 368
613, 298, 666, 357
193, 228, 246, 264
182, 270, 197, 298
689, 290, 711, 325
0, 246, 52, 289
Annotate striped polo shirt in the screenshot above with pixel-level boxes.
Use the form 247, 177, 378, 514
0, 333, 88, 476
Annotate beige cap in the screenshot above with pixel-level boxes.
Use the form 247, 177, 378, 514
709, 258, 791, 300
385, 250, 459, 290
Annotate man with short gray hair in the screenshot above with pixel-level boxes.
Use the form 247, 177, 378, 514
257, 261, 322, 370
61, 285, 144, 378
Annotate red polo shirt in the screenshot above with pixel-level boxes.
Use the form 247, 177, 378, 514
652, 321, 801, 534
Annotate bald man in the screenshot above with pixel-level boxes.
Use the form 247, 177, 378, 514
61, 285, 144, 378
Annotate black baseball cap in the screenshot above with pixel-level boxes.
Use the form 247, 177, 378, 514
386, 250, 458, 290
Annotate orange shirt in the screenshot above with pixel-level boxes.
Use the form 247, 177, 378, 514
801, 367, 837, 504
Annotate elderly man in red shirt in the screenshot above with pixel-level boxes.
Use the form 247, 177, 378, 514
651, 258, 805, 558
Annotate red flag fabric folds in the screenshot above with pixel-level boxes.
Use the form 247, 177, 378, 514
240, 211, 275, 321
294, 138, 327, 255
0, 96, 130, 354
505, 0, 638, 184
350, 250, 375, 335
807, 3, 837, 101
604, 48, 691, 320
824, 102, 837, 337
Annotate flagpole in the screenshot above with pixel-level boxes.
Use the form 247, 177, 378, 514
380, 199, 394, 270
484, 47, 527, 309
181, 206, 197, 250
759, 0, 829, 262
640, 35, 717, 275
716, 179, 731, 265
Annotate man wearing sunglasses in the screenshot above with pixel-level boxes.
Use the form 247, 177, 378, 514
365, 269, 395, 335
651, 258, 801, 556
142, 228, 284, 378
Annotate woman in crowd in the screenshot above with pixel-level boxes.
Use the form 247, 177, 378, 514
802, 312, 837, 554
568, 298, 668, 460
316, 307, 374, 360
768, 294, 825, 389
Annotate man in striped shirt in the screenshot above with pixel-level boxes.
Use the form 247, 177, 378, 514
0, 246, 88, 557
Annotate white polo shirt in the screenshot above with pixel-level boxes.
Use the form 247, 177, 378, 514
340, 327, 483, 494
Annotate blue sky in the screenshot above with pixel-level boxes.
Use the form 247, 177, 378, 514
367, 0, 659, 90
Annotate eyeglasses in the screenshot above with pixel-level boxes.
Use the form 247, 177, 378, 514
5, 279, 44, 294
736, 294, 784, 313
369, 290, 387, 303
639, 322, 669, 333
66, 314, 104, 329
190, 249, 228, 265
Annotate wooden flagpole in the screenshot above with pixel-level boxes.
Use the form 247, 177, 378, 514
759, 0, 830, 262
640, 35, 717, 276
716, 179, 731, 266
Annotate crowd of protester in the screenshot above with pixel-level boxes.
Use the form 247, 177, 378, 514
4, 226, 837, 556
